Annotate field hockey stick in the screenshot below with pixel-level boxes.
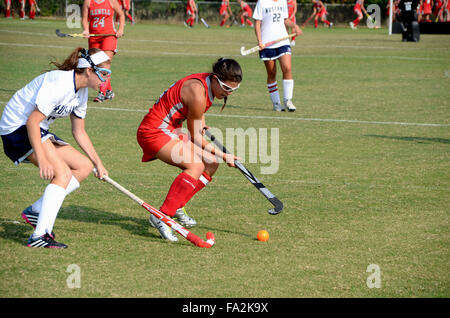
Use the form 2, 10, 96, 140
55, 29, 116, 38
204, 129, 284, 215
365, 13, 376, 24
200, 17, 210, 28
240, 33, 295, 56
93, 169, 215, 248
301, 14, 314, 28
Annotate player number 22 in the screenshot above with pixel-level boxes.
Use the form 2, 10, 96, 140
272, 13, 281, 23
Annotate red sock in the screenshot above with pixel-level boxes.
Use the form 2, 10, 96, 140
324, 20, 330, 25
353, 18, 360, 26
30, 10, 35, 19
314, 19, 318, 28
160, 172, 198, 217
5, 9, 10, 17
20, 9, 24, 18
191, 172, 212, 197
220, 19, 225, 26
240, 17, 245, 24
126, 13, 134, 24
246, 19, 253, 26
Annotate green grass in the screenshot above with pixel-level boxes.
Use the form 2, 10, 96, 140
0, 19, 449, 298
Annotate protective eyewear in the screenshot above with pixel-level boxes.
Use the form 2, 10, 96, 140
216, 76, 240, 93
95, 67, 112, 82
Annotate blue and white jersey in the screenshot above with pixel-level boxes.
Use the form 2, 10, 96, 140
0, 70, 88, 135
253, 0, 289, 48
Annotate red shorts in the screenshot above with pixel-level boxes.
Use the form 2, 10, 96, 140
137, 126, 188, 162
220, 5, 227, 15
317, 7, 327, 17
354, 4, 362, 15
88, 35, 118, 53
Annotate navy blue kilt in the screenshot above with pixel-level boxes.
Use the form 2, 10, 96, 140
1, 125, 67, 165
259, 45, 291, 61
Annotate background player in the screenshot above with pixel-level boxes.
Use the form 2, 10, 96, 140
349, 0, 368, 29
137, 58, 242, 241
253, 0, 302, 112
82, 0, 124, 102
219, 0, 233, 27
184, 0, 197, 28
237, 0, 254, 27
0, 47, 110, 248
287, 0, 297, 45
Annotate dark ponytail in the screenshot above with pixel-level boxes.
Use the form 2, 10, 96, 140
49, 47, 107, 73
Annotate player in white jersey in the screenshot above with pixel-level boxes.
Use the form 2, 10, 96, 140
0, 47, 111, 249
253, 0, 302, 112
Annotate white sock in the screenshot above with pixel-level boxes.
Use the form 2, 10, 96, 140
33, 184, 67, 238
283, 79, 294, 102
31, 176, 80, 213
267, 82, 280, 105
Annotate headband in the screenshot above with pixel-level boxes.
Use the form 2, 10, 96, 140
77, 51, 110, 68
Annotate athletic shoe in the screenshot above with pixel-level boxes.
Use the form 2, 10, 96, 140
27, 233, 67, 249
21, 206, 56, 239
105, 90, 115, 100
173, 207, 197, 228
93, 92, 105, 103
149, 214, 178, 242
329, 22, 334, 28
284, 100, 296, 112
349, 22, 357, 30
290, 40, 296, 46
273, 102, 285, 112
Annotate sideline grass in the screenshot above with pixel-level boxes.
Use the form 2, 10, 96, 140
0, 19, 449, 298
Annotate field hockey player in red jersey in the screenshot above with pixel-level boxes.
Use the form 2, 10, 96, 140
237, 0, 254, 27
219, 0, 233, 26
184, 0, 198, 27
137, 58, 242, 241
82, 0, 125, 102
349, 0, 368, 29
0, 47, 111, 248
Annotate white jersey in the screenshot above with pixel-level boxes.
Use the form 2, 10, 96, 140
253, 0, 289, 48
0, 70, 88, 135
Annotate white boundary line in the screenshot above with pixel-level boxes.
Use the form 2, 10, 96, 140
88, 106, 450, 127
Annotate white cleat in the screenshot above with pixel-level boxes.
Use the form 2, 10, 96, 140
290, 40, 296, 46
284, 100, 296, 112
173, 207, 197, 228
349, 22, 357, 30
149, 214, 178, 242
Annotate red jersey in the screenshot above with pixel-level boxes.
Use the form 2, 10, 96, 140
140, 73, 214, 132
88, 0, 116, 34
287, 0, 296, 16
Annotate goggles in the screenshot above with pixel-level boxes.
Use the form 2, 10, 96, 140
215, 76, 240, 93
79, 49, 111, 82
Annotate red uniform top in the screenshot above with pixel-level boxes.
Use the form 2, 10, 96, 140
138, 73, 214, 161
287, 0, 296, 16
88, 0, 116, 34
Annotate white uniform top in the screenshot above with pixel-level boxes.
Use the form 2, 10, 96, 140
253, 0, 289, 49
0, 70, 88, 135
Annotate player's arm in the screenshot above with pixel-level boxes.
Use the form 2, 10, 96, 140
361, 0, 368, 14
292, 0, 298, 18
284, 17, 302, 36
26, 109, 54, 180
70, 113, 108, 178
110, 0, 125, 37
82, 0, 90, 37
254, 19, 264, 49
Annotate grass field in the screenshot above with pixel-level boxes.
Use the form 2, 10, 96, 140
0, 18, 449, 299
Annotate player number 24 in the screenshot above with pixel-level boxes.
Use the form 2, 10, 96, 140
92, 17, 105, 28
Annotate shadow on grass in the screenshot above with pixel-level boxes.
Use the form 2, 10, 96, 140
58, 205, 160, 239
365, 135, 450, 144
0, 219, 30, 246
